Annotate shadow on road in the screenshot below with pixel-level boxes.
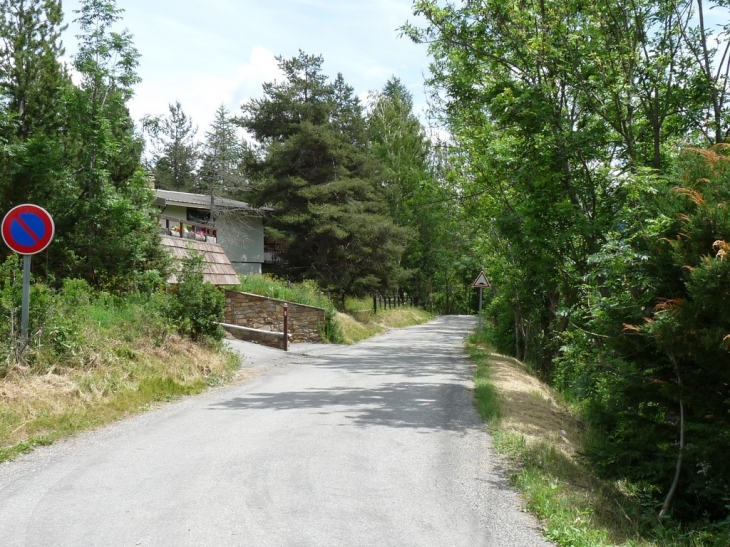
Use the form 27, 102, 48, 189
209, 381, 480, 432
209, 316, 481, 433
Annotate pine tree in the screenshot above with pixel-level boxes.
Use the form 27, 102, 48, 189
144, 101, 199, 192
0, 0, 66, 140
0, 0, 70, 267
366, 78, 458, 302
199, 105, 250, 200
238, 52, 410, 299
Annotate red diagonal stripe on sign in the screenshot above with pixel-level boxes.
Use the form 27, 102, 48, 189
13, 215, 42, 244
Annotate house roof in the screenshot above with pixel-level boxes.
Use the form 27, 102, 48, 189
160, 236, 240, 286
155, 189, 272, 214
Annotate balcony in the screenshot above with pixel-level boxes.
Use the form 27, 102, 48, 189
158, 215, 218, 243
264, 240, 287, 264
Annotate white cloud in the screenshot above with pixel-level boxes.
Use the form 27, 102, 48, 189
129, 46, 283, 135
61, 0, 433, 139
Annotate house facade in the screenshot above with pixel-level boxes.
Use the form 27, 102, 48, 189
154, 189, 270, 276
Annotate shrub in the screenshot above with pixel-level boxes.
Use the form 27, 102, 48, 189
167, 252, 225, 341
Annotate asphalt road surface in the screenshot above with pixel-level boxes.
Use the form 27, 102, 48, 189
0, 315, 552, 547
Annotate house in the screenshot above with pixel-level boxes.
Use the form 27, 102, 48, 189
154, 189, 271, 278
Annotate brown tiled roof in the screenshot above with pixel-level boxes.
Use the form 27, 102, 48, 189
160, 236, 240, 286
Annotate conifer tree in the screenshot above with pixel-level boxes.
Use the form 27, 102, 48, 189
367, 78, 458, 302
0, 0, 66, 139
0, 0, 68, 222
238, 52, 410, 300
144, 101, 199, 192
199, 105, 250, 200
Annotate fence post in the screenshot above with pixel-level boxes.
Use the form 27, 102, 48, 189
373, 294, 377, 314
283, 303, 288, 351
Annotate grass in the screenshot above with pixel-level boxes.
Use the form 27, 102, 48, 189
337, 296, 434, 344
0, 294, 240, 463
234, 277, 434, 344
235, 274, 333, 311
466, 332, 730, 547
467, 341, 501, 423
235, 275, 341, 342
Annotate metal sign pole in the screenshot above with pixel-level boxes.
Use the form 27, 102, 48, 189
478, 287, 483, 333
283, 303, 288, 352
21, 254, 31, 343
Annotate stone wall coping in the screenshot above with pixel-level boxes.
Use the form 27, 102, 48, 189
219, 322, 292, 339
225, 290, 327, 313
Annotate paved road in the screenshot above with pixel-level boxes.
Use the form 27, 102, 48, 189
0, 316, 551, 547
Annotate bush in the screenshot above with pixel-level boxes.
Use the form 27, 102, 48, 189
167, 252, 225, 341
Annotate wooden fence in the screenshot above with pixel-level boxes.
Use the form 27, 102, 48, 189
372, 294, 420, 314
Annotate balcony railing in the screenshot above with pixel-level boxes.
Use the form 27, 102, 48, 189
158, 215, 218, 243
264, 241, 287, 264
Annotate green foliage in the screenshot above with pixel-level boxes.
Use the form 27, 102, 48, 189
0, 0, 165, 290
166, 252, 225, 341
0, 0, 66, 140
0, 262, 171, 375
238, 52, 411, 299
405, 0, 730, 529
235, 274, 342, 343
568, 148, 730, 522
199, 104, 252, 201
366, 78, 463, 307
143, 101, 199, 192
470, 336, 730, 546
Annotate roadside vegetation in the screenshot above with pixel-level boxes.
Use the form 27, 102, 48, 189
0, 268, 432, 462
337, 297, 433, 344
467, 331, 730, 547
0, 264, 239, 463
234, 275, 433, 345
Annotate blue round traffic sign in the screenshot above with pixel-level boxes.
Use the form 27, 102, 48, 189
1, 204, 55, 255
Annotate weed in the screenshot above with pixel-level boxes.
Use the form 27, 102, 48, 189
467, 336, 730, 547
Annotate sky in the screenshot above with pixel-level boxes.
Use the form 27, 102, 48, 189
60, 0, 432, 138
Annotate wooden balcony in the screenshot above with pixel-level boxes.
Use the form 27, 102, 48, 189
158, 214, 218, 243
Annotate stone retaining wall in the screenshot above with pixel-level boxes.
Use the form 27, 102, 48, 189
224, 291, 326, 343
221, 323, 289, 350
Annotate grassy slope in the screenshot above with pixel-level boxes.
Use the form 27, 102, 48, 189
466, 334, 728, 547
0, 299, 240, 462
337, 307, 433, 344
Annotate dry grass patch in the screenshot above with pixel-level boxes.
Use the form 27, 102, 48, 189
487, 351, 582, 460
0, 333, 238, 462
337, 307, 433, 344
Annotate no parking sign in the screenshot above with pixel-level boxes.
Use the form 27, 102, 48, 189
1, 204, 55, 344
2, 204, 54, 255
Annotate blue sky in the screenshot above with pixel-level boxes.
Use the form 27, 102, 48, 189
61, 0, 431, 137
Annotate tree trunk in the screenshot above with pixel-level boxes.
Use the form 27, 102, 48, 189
659, 357, 685, 519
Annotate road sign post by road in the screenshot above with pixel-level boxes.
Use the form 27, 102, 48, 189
1, 204, 55, 345
283, 303, 289, 352
472, 271, 491, 333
